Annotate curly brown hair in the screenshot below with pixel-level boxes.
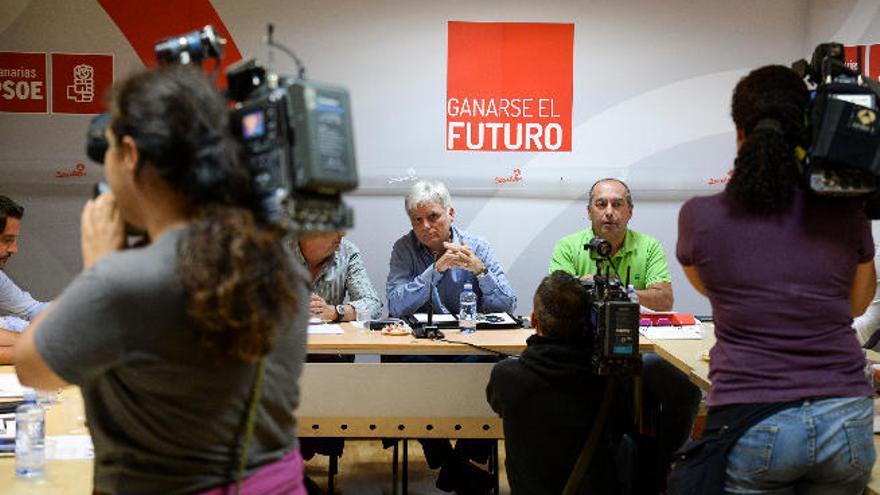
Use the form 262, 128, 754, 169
178, 206, 298, 362
727, 65, 809, 215
111, 65, 301, 362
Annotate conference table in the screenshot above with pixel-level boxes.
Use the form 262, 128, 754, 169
3, 322, 880, 493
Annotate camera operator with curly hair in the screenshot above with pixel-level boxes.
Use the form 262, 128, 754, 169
675, 65, 877, 493
14, 65, 310, 494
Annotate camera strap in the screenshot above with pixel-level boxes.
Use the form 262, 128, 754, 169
561, 377, 615, 495
234, 358, 267, 495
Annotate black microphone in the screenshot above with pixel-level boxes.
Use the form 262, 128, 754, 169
413, 254, 441, 339
427, 257, 436, 326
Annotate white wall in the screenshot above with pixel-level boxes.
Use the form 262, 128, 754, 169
2, 0, 877, 316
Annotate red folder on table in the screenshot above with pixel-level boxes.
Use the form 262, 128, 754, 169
639, 313, 697, 326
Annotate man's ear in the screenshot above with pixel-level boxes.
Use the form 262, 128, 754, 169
448, 206, 456, 222
120, 135, 140, 177
530, 311, 542, 335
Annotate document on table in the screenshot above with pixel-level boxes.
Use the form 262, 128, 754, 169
307, 323, 345, 335
411, 313, 457, 324
640, 322, 703, 340
0, 373, 24, 398
46, 435, 94, 460
0, 412, 12, 454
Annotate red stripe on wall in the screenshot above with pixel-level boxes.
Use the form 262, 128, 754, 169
96, 0, 242, 75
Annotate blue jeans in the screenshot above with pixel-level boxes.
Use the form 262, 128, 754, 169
725, 396, 875, 494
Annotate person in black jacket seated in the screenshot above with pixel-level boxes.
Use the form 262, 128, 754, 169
487, 271, 618, 494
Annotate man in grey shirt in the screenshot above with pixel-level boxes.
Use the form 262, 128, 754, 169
0, 195, 49, 363
295, 231, 382, 321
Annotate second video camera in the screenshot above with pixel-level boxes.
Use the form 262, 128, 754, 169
793, 43, 880, 203
582, 237, 641, 376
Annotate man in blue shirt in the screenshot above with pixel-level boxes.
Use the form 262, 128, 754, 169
0, 195, 49, 364
385, 180, 515, 494
387, 180, 516, 317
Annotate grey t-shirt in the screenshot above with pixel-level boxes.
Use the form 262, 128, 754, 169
35, 228, 309, 494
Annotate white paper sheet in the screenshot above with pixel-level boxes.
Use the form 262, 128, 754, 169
46, 435, 94, 460
307, 324, 345, 335
0, 412, 13, 440
0, 374, 24, 398
412, 313, 457, 323
640, 324, 703, 340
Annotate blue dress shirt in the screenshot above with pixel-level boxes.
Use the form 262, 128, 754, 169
386, 225, 516, 317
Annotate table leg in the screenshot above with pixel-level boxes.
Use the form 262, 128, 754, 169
392, 440, 399, 495
402, 439, 409, 495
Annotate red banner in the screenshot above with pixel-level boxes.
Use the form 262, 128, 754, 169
446, 22, 574, 152
97, 0, 242, 84
51, 53, 114, 114
0, 52, 48, 113
844, 44, 880, 80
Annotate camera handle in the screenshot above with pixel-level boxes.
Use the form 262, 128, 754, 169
562, 377, 616, 495
265, 23, 306, 81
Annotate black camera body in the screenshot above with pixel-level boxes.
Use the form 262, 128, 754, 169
85, 25, 358, 233
229, 77, 357, 230
582, 240, 641, 376
793, 43, 880, 204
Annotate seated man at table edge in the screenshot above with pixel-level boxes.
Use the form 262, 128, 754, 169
386, 179, 514, 494
487, 271, 619, 494
295, 231, 383, 470
295, 231, 382, 322
387, 179, 516, 317
0, 195, 49, 364
550, 178, 699, 490
550, 178, 672, 311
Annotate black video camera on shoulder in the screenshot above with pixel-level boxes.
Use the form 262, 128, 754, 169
792, 43, 880, 215
86, 24, 358, 233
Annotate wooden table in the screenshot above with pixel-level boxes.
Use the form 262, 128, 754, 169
308, 322, 535, 355
0, 369, 93, 494
0, 324, 666, 494
0, 326, 541, 494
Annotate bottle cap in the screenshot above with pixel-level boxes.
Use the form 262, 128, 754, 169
463, 283, 473, 291
22, 388, 38, 404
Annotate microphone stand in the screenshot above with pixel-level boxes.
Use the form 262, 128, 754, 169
424, 260, 440, 338
413, 257, 441, 339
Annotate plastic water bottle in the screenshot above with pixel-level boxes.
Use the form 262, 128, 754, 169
15, 389, 45, 478
459, 283, 477, 334
628, 285, 640, 305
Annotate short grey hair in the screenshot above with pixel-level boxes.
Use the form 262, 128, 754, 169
588, 178, 633, 208
405, 180, 452, 214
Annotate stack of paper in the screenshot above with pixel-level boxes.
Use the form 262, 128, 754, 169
0, 374, 24, 398
639, 321, 703, 340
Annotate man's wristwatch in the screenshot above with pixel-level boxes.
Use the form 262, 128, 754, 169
334, 304, 346, 322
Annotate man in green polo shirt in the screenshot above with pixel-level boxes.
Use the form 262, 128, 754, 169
550, 178, 673, 311
551, 178, 698, 490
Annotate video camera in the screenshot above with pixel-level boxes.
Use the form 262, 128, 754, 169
86, 25, 358, 232
792, 43, 880, 212
582, 237, 641, 376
